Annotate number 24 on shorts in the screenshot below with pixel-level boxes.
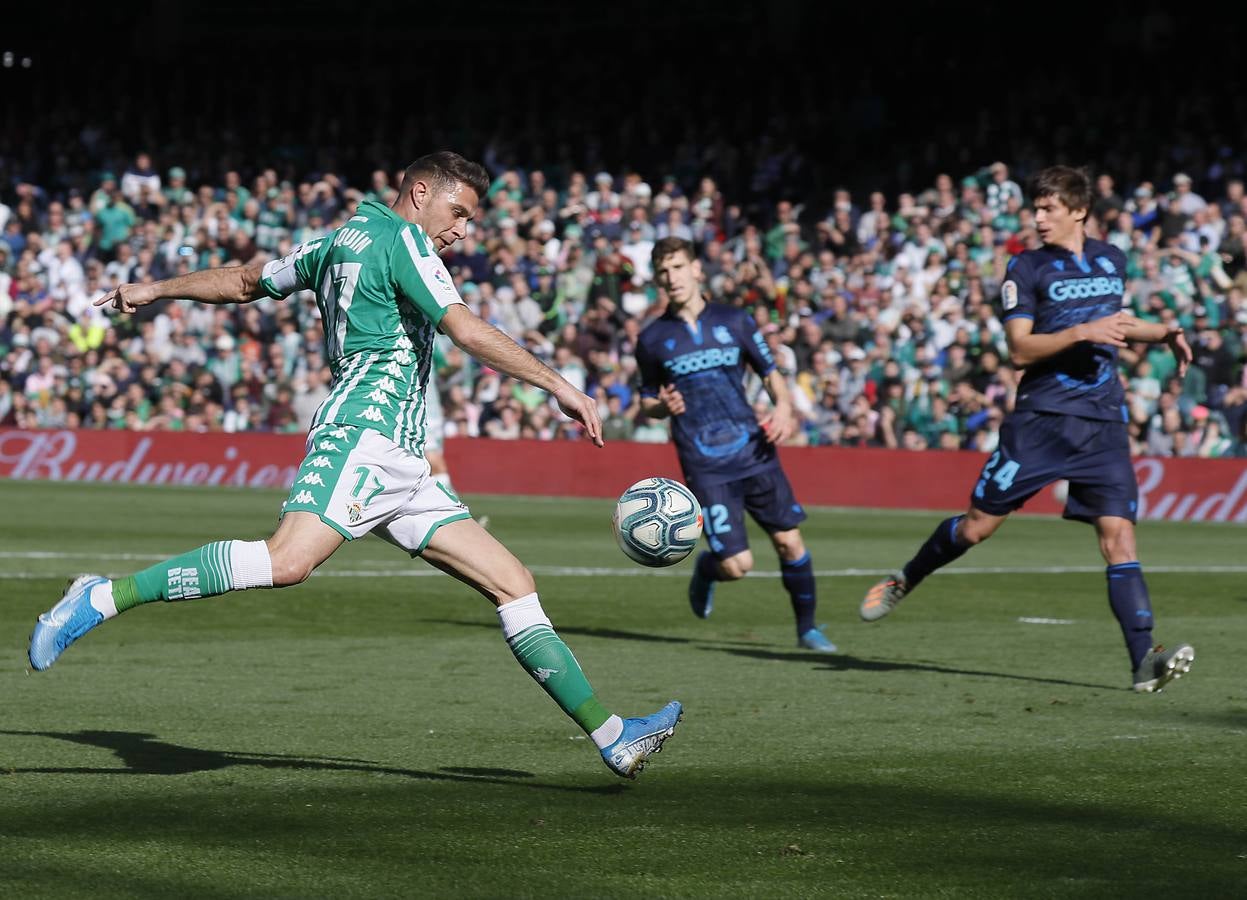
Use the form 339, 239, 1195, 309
974, 451, 1020, 498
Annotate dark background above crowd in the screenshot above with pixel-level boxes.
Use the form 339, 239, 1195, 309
5, 3, 1243, 216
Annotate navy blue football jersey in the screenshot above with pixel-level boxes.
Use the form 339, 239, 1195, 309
1001, 238, 1128, 422
636, 303, 777, 486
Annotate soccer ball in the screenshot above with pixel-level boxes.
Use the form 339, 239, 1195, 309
612, 477, 704, 568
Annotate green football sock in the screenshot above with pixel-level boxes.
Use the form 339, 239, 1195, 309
497, 594, 615, 737
113, 541, 239, 612
506, 623, 613, 734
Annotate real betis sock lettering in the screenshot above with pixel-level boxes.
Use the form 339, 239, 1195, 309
781, 551, 817, 635
1106, 562, 1155, 670
112, 540, 273, 612
497, 594, 616, 742
903, 515, 971, 589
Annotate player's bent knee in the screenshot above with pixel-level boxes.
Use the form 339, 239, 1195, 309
772, 534, 806, 562
266, 547, 319, 587
719, 555, 752, 580
494, 565, 537, 605
959, 526, 990, 546
269, 556, 314, 587
959, 514, 1002, 546
1099, 536, 1136, 565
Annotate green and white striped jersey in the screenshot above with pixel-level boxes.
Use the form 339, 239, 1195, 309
259, 199, 464, 453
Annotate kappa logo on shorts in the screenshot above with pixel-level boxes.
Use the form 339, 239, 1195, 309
347, 501, 363, 524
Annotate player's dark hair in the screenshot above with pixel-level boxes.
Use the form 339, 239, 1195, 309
1028, 166, 1092, 218
402, 151, 490, 200
652, 236, 696, 271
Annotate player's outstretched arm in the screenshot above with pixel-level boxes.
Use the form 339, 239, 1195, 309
1004, 311, 1129, 368
94, 261, 269, 314
440, 305, 603, 446
1121, 318, 1192, 377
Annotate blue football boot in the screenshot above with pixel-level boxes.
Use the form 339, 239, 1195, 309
601, 700, 683, 779
798, 626, 838, 653
29, 574, 108, 671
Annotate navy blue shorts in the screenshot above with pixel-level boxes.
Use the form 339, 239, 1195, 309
971, 410, 1138, 523
686, 466, 807, 559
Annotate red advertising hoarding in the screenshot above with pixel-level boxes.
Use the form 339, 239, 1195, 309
1, 429, 1244, 523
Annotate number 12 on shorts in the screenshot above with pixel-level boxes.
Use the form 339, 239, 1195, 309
702, 504, 731, 535
974, 451, 1020, 499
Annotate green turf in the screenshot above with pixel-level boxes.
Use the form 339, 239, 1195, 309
1, 479, 1245, 898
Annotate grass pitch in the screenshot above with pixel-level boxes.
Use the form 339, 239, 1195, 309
1, 479, 1245, 898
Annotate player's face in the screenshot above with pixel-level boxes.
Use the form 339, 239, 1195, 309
420, 180, 479, 251
655, 251, 703, 305
1033, 194, 1085, 247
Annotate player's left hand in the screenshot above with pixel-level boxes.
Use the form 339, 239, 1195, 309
760, 402, 795, 445
94, 282, 156, 314
553, 384, 605, 448
1165, 326, 1193, 378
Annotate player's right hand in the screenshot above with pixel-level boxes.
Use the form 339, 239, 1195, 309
94, 283, 155, 314
658, 384, 685, 416
553, 384, 605, 448
1077, 311, 1129, 348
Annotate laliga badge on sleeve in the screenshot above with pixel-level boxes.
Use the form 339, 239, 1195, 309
1001, 280, 1018, 311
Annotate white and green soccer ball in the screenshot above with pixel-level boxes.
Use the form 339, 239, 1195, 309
612, 477, 704, 568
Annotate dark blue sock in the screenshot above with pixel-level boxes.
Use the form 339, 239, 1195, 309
1106, 562, 1154, 670
781, 551, 817, 635
902, 515, 971, 589
696, 551, 724, 583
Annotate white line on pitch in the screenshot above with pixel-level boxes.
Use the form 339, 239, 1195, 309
2, 554, 1247, 580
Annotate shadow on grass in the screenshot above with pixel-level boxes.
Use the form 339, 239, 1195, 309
422, 618, 693, 645
0, 730, 622, 794
711, 646, 1113, 689
427, 617, 1112, 690
3, 758, 1244, 895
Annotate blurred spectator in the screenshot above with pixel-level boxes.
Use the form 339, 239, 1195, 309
1, 145, 1242, 459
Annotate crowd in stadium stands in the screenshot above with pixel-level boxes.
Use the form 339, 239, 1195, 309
1, 150, 1246, 458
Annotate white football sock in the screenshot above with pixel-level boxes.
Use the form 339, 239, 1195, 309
496, 593, 550, 640
590, 716, 624, 749
88, 582, 119, 619
229, 540, 274, 590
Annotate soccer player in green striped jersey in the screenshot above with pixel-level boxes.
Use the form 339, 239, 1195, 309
28, 152, 682, 779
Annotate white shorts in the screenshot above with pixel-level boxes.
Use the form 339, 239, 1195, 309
283, 424, 471, 552
424, 381, 445, 454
